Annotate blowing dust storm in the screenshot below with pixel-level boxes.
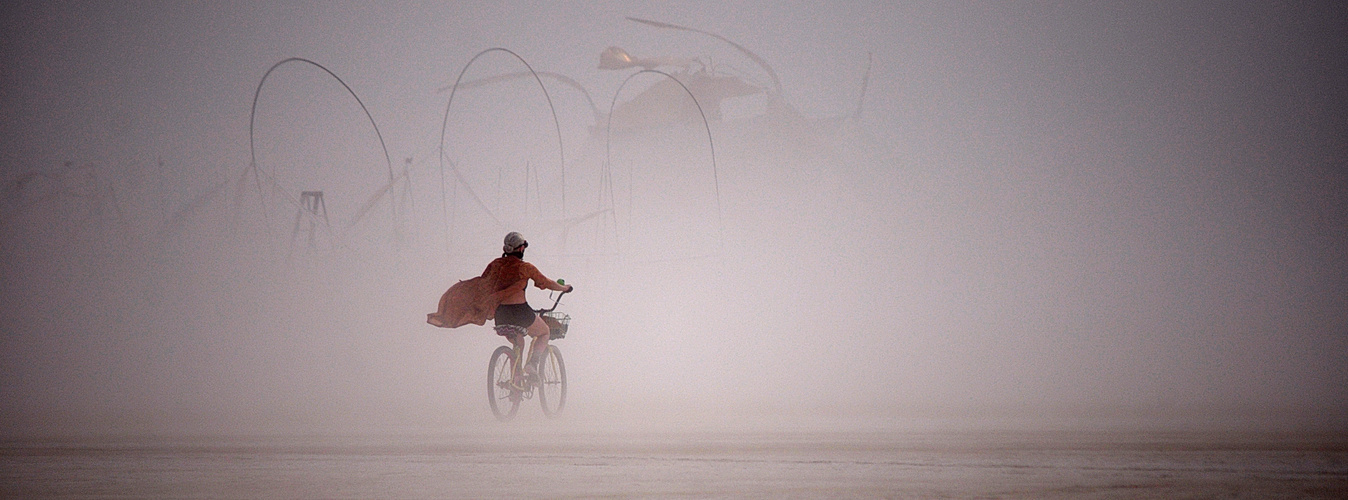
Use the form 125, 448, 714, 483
1, 1, 1345, 439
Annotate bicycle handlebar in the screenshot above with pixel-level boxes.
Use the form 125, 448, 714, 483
535, 287, 569, 314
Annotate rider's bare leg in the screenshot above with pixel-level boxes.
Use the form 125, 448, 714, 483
524, 314, 550, 375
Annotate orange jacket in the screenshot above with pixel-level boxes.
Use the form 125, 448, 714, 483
426, 256, 555, 328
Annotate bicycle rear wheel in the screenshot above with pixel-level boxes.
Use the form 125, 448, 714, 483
487, 345, 520, 421
538, 345, 567, 417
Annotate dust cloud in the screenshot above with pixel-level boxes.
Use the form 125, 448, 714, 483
2, 2, 1345, 440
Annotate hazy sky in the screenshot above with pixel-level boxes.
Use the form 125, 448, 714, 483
2, 1, 1345, 437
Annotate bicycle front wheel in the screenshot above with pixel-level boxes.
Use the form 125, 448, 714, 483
538, 345, 567, 417
487, 345, 520, 421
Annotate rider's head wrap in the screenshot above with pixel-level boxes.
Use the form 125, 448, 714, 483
503, 231, 528, 253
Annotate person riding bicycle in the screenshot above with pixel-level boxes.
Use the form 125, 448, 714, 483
426, 232, 572, 375
486, 232, 572, 378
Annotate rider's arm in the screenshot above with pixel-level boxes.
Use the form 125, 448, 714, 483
524, 263, 571, 292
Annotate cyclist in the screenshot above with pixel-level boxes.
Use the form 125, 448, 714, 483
486, 232, 573, 381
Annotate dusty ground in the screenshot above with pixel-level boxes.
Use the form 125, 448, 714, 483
4, 429, 1345, 498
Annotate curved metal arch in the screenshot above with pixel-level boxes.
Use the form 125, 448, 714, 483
604, 69, 723, 255
438, 48, 566, 253
247, 57, 395, 227
436, 70, 603, 129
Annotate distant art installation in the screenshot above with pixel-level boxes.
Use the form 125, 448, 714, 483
438, 48, 566, 254
244, 57, 395, 240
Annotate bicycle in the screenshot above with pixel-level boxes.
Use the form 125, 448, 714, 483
486, 287, 570, 421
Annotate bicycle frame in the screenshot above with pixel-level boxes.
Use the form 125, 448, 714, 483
507, 335, 541, 379
488, 288, 569, 421
504, 289, 568, 378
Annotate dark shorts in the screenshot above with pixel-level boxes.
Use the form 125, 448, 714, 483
494, 303, 536, 329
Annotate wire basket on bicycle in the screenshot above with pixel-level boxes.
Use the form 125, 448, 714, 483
541, 311, 570, 339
